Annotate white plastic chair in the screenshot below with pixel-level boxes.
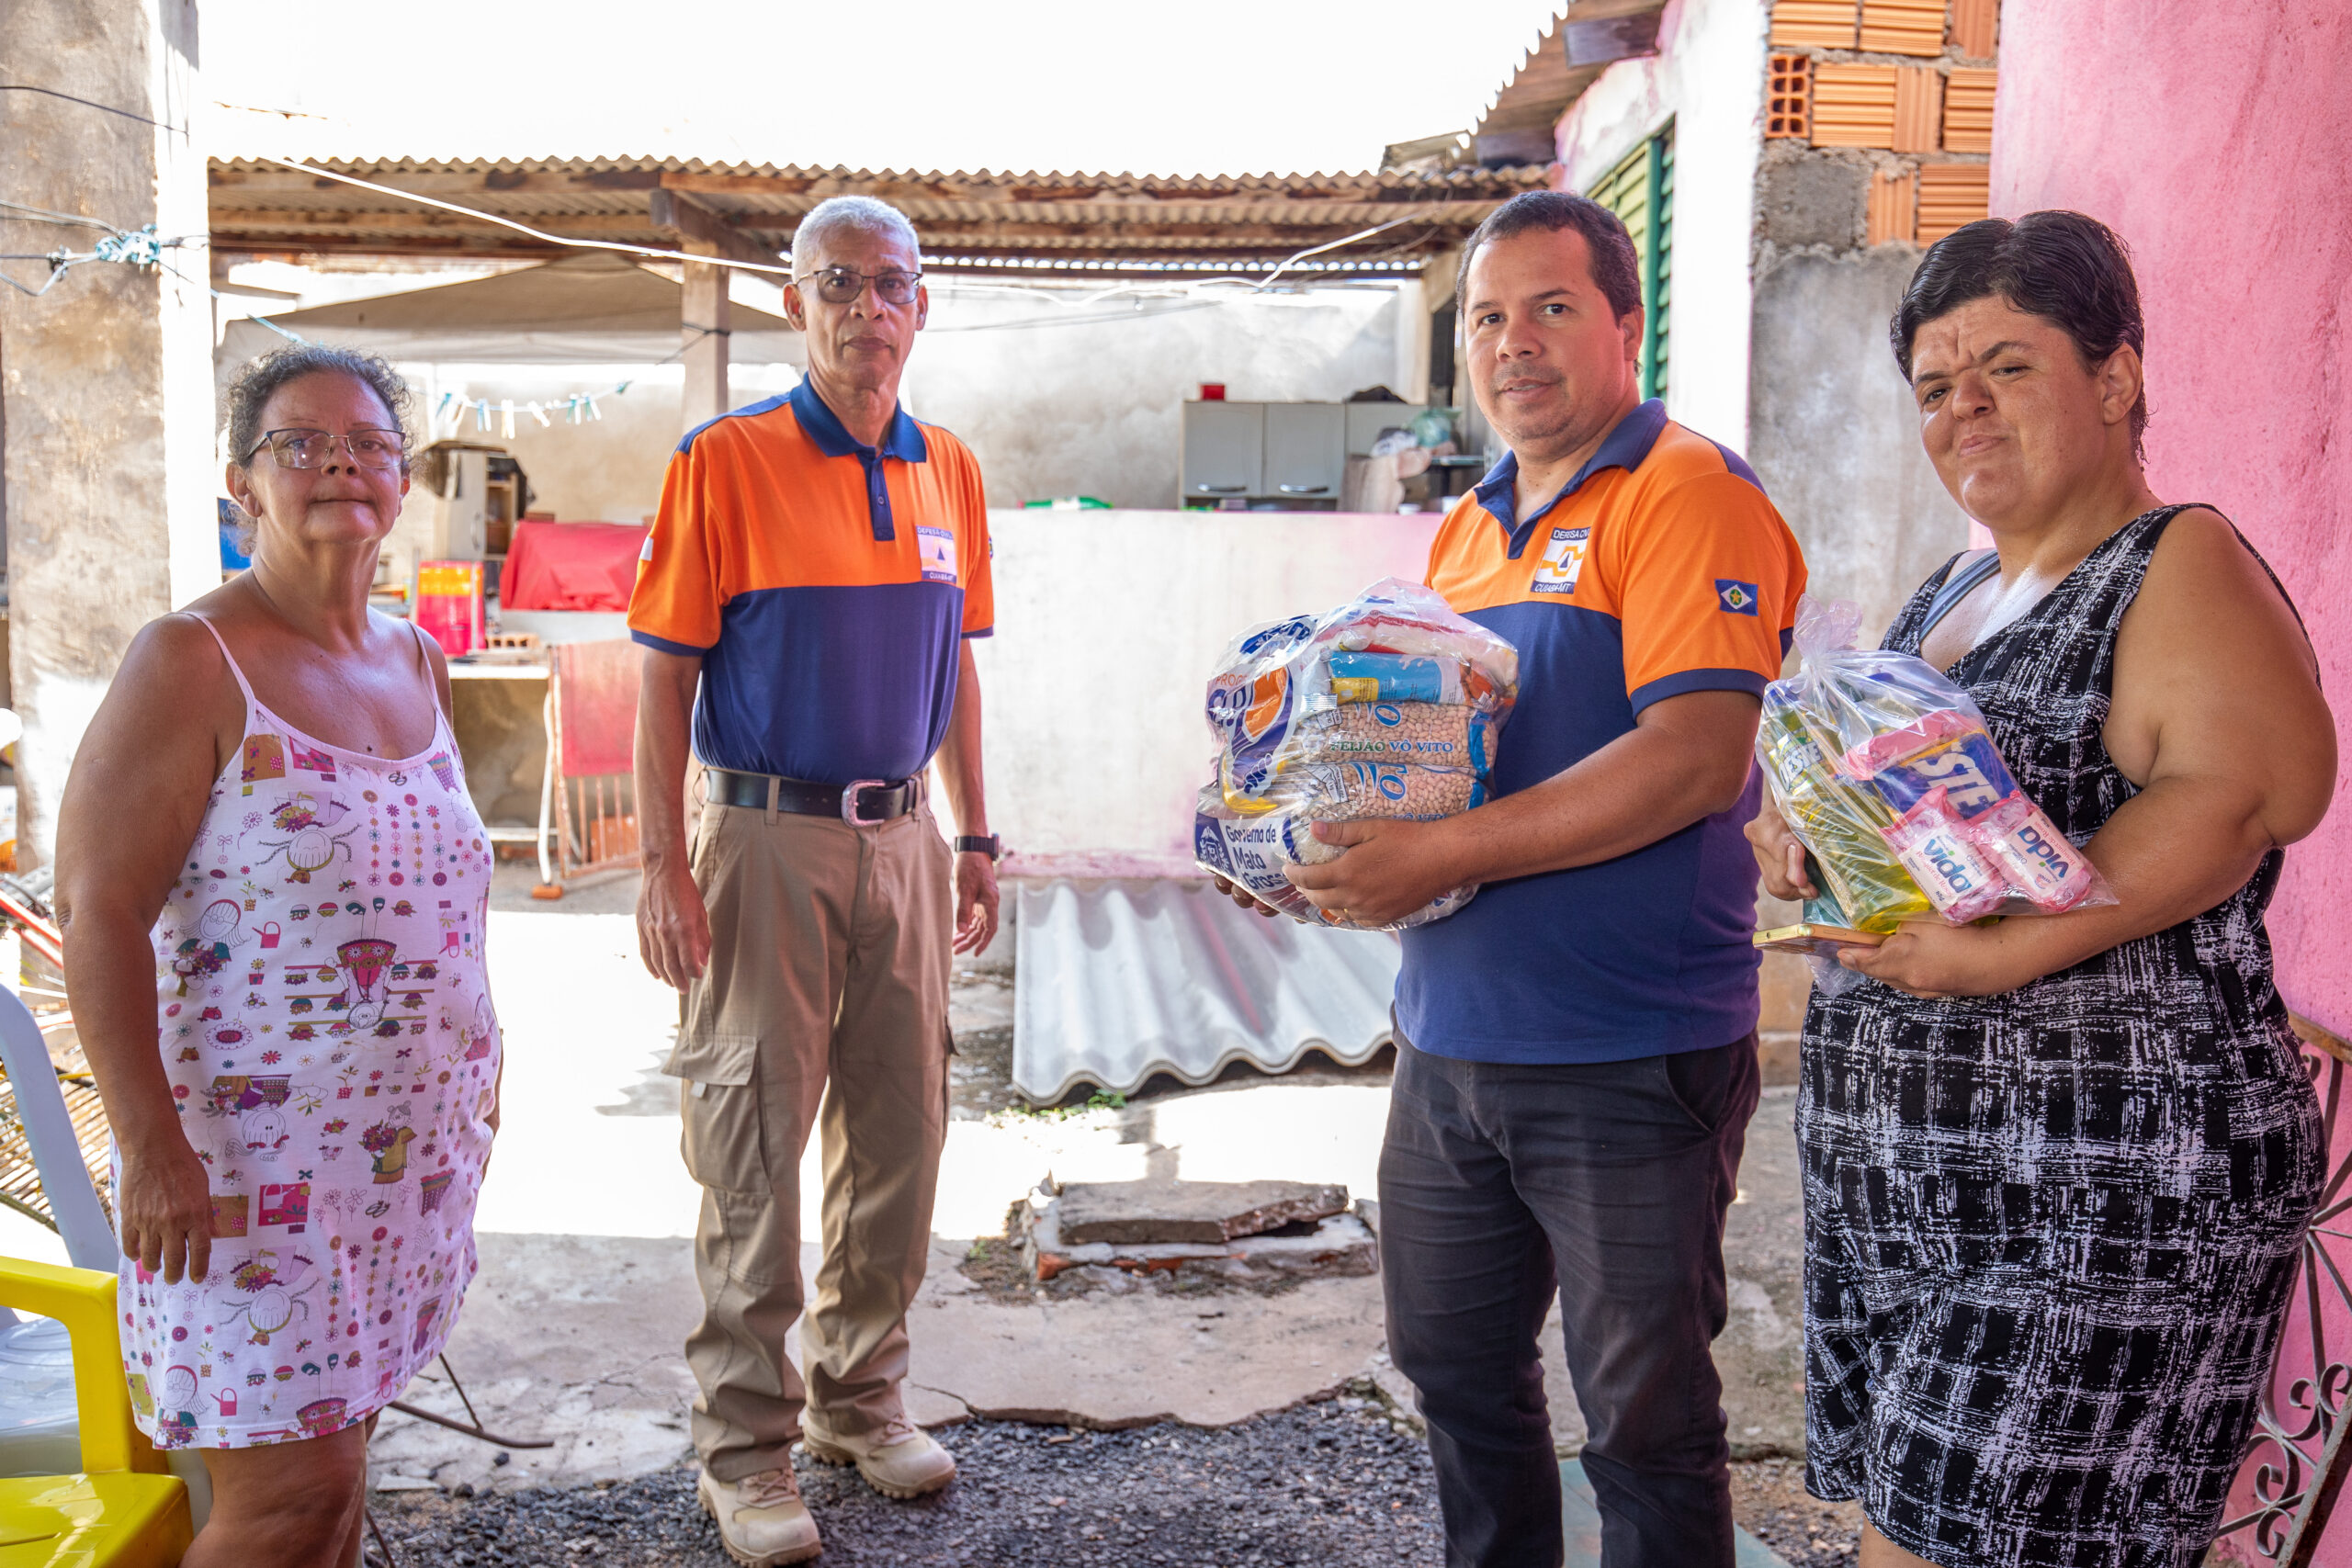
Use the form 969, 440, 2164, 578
0, 987, 220, 1532
0, 989, 114, 1272
0, 987, 537, 1564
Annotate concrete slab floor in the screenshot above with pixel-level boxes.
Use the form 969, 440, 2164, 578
368, 866, 1809, 1493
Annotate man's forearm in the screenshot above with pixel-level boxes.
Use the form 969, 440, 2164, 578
635, 652, 701, 867
1445, 691, 1760, 885
934, 645, 988, 837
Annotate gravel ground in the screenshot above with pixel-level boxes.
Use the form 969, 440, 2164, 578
368, 1400, 1441, 1567
364, 1410, 1866, 1568
1730, 1458, 1865, 1568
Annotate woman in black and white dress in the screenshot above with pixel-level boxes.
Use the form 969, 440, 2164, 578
1747, 211, 2335, 1568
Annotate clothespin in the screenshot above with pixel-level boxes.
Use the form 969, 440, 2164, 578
474, 400, 490, 433
528, 401, 549, 428
501, 400, 515, 439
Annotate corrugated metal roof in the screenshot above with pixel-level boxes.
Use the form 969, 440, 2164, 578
1011, 879, 1397, 1103
209, 155, 1551, 267
1473, 2, 1669, 144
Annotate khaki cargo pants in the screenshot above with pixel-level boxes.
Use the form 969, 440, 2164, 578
670, 792, 952, 1481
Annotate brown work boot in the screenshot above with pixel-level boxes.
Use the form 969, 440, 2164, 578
697, 1465, 821, 1566
801, 1409, 957, 1499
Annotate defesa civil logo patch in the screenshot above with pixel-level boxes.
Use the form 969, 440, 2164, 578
918, 525, 958, 584
1531, 527, 1589, 596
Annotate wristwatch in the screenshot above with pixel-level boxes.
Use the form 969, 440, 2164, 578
954, 834, 1002, 862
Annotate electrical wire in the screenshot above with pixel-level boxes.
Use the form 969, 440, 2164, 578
0, 198, 131, 233
0, 83, 183, 136
925, 298, 1228, 334
243, 152, 802, 281
8, 82, 1438, 311
243, 154, 1430, 306
1254, 217, 1414, 289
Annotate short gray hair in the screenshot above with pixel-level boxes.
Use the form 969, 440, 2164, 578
789, 197, 921, 266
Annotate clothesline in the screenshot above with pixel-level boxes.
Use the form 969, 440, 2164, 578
423, 323, 728, 439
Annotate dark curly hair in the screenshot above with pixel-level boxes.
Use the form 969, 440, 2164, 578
1891, 211, 2148, 460
223, 343, 413, 474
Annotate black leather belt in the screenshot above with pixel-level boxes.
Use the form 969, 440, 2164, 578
705, 767, 920, 825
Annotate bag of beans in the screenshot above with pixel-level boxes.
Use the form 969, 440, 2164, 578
1193, 580, 1518, 931
1757, 594, 2116, 932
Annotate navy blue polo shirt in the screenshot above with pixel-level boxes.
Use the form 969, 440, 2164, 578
627, 379, 994, 785
1400, 401, 1808, 1063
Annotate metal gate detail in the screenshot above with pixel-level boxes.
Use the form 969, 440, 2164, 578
2207, 1018, 2352, 1565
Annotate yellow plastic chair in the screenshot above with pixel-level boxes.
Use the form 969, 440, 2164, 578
0, 1257, 189, 1566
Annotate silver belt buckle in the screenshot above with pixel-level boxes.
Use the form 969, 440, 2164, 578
840, 778, 889, 826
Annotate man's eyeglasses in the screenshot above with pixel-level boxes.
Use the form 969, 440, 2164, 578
795, 266, 922, 307
244, 428, 413, 470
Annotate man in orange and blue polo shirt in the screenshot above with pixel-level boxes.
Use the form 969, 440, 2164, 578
628, 196, 996, 1565
1284, 192, 1806, 1566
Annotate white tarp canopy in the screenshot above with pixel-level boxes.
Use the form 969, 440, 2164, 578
217, 251, 806, 367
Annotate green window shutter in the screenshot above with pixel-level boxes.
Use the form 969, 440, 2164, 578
1585, 123, 1674, 402
1648, 129, 1673, 402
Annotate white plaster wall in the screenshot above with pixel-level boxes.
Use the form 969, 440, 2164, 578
970, 510, 1441, 873
905, 285, 1410, 509
1551, 0, 1770, 454
154, 2, 220, 615
224, 284, 1419, 525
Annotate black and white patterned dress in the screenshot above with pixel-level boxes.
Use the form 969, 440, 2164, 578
1800, 506, 2326, 1568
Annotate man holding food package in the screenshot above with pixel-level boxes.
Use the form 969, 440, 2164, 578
630, 196, 998, 1565
1227, 189, 1809, 1565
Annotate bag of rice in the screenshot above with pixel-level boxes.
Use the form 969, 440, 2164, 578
1193, 580, 1518, 931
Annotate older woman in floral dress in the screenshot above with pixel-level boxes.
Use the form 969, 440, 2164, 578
56, 344, 502, 1568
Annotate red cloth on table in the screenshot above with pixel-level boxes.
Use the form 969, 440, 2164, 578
552, 640, 639, 778
500, 521, 649, 613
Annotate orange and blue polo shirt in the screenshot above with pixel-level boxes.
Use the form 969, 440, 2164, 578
1401, 398, 1807, 1064
628, 378, 992, 786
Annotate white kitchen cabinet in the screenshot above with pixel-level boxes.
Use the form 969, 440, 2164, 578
1182, 401, 1263, 501
1263, 402, 1345, 500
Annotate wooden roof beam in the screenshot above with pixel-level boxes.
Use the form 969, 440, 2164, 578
211, 212, 1480, 251
649, 188, 781, 269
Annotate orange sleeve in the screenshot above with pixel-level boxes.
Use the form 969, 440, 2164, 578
1615, 472, 1807, 714
1420, 494, 1486, 612
956, 446, 995, 637
627, 438, 727, 654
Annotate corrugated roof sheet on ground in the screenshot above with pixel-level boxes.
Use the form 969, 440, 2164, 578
1012, 879, 1397, 1102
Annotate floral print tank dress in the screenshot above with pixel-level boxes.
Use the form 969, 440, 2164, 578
119, 615, 501, 1450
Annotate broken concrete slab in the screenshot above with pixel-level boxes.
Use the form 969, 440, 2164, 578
1055, 1177, 1350, 1244
908, 1240, 1388, 1429
377, 1229, 1390, 1491
368, 1231, 707, 1495
1024, 1198, 1375, 1286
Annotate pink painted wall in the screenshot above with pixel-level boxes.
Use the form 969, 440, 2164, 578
1994, 6, 2352, 1560
1994, 0, 2352, 1034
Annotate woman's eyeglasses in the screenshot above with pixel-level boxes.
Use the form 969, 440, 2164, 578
244, 428, 413, 470
796, 266, 922, 307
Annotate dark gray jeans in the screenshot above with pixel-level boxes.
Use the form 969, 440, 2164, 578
1378, 1031, 1759, 1568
